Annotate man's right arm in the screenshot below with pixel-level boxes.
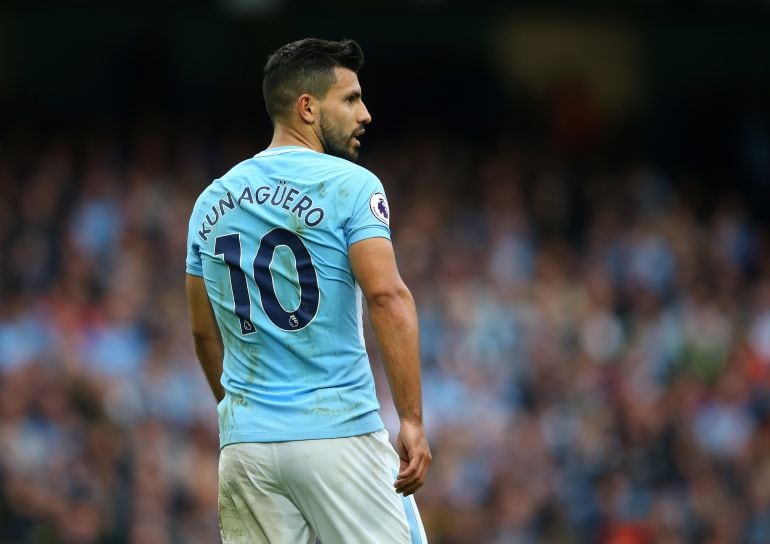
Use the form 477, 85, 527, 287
349, 237, 431, 496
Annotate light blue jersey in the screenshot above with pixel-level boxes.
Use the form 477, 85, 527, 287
186, 146, 392, 447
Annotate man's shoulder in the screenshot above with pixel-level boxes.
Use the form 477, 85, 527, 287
219, 156, 260, 183
194, 158, 256, 203
319, 154, 379, 182
191, 177, 228, 207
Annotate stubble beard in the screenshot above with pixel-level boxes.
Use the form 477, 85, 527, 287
320, 112, 359, 162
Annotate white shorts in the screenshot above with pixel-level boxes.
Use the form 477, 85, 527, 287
218, 430, 428, 544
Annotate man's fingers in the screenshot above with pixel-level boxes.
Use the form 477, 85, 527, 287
396, 449, 427, 480
394, 450, 431, 493
395, 475, 426, 495
399, 486, 419, 496
396, 466, 423, 483
396, 461, 418, 481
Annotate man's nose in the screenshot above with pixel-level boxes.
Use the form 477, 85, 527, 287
359, 102, 372, 125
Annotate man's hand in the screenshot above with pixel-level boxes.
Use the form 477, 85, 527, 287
394, 420, 431, 496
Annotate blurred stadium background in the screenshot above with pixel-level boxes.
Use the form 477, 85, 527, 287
2, 1, 770, 543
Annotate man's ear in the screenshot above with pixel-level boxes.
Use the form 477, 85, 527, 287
297, 94, 317, 124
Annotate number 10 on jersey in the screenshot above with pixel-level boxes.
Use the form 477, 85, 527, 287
214, 229, 320, 334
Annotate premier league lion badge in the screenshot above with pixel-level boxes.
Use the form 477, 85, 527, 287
369, 192, 390, 226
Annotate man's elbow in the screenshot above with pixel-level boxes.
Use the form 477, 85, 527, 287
191, 328, 220, 346
366, 283, 413, 310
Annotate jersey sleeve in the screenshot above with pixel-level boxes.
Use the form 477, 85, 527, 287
344, 172, 392, 247
185, 203, 204, 277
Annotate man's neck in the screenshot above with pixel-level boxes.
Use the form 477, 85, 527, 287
268, 123, 324, 153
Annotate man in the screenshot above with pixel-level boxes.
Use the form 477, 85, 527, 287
185, 38, 430, 543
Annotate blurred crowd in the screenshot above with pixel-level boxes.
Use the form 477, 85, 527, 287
2, 116, 770, 544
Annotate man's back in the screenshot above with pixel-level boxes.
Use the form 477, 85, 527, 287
186, 146, 391, 446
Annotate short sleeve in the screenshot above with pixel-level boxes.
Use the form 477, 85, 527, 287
344, 172, 392, 247
185, 205, 204, 276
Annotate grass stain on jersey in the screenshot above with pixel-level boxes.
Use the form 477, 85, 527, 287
218, 321, 236, 347
288, 212, 305, 235
232, 392, 247, 407
220, 398, 232, 430
304, 390, 363, 416
244, 337, 261, 383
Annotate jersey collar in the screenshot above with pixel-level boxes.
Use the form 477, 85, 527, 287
255, 146, 317, 158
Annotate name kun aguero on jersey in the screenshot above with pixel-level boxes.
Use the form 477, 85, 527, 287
197, 180, 325, 241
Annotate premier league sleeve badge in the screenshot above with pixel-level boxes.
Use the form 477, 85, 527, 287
369, 192, 390, 226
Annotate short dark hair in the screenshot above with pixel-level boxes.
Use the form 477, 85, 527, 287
262, 38, 364, 122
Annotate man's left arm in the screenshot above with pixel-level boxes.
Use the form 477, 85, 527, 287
186, 274, 225, 402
